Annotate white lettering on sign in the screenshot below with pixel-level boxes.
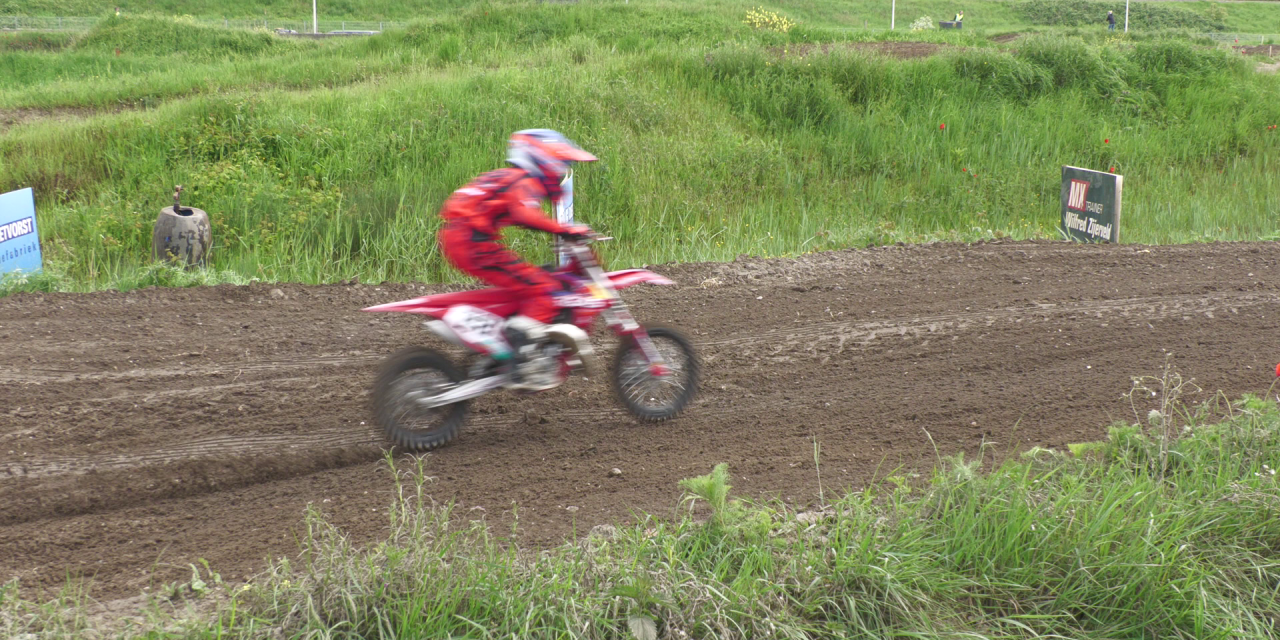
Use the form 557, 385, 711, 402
1064, 211, 1112, 240
1086, 218, 1113, 240
0, 217, 34, 243
1066, 179, 1090, 212
1063, 211, 1088, 233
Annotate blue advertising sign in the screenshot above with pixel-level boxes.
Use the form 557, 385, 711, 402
0, 188, 42, 279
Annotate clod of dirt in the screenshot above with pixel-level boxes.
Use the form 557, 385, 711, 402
588, 524, 618, 540
608, 467, 623, 477
269, 289, 285, 299
796, 510, 832, 525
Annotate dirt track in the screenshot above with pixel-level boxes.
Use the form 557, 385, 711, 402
4, 239, 1280, 598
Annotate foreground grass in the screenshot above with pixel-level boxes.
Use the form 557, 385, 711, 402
1, 7, 1279, 294
5, 385, 1280, 638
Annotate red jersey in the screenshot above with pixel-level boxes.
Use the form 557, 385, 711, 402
440, 168, 568, 239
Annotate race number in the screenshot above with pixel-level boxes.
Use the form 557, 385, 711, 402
442, 305, 510, 356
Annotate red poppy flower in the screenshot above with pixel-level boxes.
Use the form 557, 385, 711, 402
1109, 166, 1116, 172
1104, 139, 1110, 144
962, 168, 967, 172
939, 123, 946, 130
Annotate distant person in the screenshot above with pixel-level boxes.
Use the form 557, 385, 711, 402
114, 6, 120, 16
954, 9, 964, 22
1107, 10, 1116, 31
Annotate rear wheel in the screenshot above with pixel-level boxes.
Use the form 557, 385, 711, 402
372, 347, 469, 451
612, 325, 699, 421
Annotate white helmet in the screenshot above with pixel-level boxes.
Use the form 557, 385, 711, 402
506, 129, 598, 200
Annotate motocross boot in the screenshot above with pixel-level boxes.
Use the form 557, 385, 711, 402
502, 315, 557, 391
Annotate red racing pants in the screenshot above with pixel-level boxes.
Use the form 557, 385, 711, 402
440, 224, 562, 323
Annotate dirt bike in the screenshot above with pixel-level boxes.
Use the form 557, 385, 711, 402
362, 235, 700, 451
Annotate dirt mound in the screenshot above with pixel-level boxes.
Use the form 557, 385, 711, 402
4, 240, 1280, 598
1234, 44, 1278, 57
0, 105, 130, 134
990, 32, 1024, 43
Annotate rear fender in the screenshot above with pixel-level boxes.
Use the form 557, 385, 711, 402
362, 287, 519, 318
362, 296, 444, 315
606, 269, 675, 290
424, 319, 467, 348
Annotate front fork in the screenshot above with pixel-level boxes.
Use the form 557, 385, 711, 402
574, 244, 669, 376
596, 281, 669, 377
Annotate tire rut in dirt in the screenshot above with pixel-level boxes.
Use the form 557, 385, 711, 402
4, 239, 1280, 599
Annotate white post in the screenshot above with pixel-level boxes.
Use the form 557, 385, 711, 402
891, 0, 896, 30
312, 0, 317, 34
555, 170, 574, 266
1124, 0, 1129, 32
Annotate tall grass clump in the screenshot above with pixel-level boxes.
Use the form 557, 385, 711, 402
0, 31, 73, 52
7, 388, 1279, 638
215, 394, 1280, 636
74, 14, 285, 59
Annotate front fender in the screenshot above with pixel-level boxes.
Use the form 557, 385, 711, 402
606, 269, 675, 289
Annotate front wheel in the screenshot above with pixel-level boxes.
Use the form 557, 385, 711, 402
612, 325, 700, 421
372, 347, 469, 451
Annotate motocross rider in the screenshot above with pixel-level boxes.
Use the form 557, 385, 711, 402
438, 129, 597, 389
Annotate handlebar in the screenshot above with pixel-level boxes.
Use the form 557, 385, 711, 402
564, 232, 611, 245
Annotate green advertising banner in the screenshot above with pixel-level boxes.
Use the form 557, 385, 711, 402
1060, 166, 1122, 243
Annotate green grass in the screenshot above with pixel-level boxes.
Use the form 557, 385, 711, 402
6, 387, 1280, 638
6, 0, 1280, 34
1021, 0, 1225, 30
0, 31, 73, 51
1, 6, 1279, 294
73, 14, 286, 58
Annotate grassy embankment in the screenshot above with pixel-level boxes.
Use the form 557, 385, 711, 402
6, 0, 1280, 35
0, 3, 1278, 294
5, 382, 1280, 638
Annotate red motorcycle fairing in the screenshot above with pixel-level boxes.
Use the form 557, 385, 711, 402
360, 269, 674, 320
361, 287, 519, 319
604, 269, 675, 289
